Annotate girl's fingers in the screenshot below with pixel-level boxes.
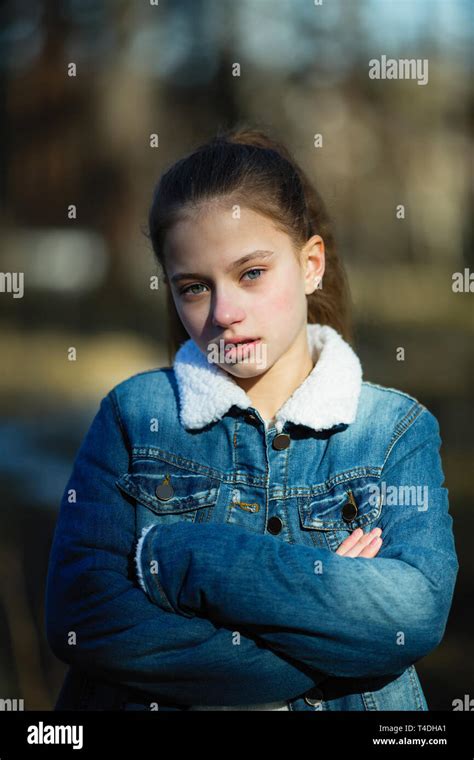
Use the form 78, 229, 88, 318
336, 527, 382, 557
358, 536, 383, 558
342, 528, 380, 558
335, 527, 363, 556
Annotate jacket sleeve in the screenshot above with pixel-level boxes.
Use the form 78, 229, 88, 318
138, 407, 459, 679
44, 390, 321, 706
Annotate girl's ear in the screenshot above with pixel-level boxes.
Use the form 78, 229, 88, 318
302, 235, 325, 293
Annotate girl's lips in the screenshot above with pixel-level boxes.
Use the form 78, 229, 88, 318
223, 338, 261, 359
224, 338, 260, 349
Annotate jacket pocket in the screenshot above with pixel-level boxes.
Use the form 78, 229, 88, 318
313, 665, 428, 710
116, 460, 221, 533
298, 477, 383, 552
360, 664, 428, 710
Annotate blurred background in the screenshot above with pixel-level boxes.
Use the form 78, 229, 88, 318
0, 0, 472, 710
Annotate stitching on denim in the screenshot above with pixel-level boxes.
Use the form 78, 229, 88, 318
361, 689, 378, 710
232, 420, 239, 470
118, 475, 220, 514
109, 389, 133, 454
131, 446, 271, 488
361, 381, 421, 406
142, 527, 175, 612
382, 403, 426, 470
278, 443, 295, 543
132, 447, 228, 482
407, 664, 425, 711
290, 468, 381, 498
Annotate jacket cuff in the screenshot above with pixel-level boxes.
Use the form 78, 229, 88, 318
134, 524, 179, 614
134, 524, 156, 594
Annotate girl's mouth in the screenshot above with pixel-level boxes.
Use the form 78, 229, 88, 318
223, 338, 261, 359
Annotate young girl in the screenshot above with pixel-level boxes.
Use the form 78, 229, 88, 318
45, 126, 458, 711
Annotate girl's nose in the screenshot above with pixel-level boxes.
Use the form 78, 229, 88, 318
211, 291, 246, 328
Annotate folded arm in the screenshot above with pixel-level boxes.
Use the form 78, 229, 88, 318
138, 408, 459, 679
45, 391, 321, 706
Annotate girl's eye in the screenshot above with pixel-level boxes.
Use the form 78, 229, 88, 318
180, 283, 206, 296
243, 268, 264, 281
179, 268, 266, 297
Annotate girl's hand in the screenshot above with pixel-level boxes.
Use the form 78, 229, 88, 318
335, 527, 383, 558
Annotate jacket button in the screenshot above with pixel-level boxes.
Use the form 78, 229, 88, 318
304, 686, 324, 707
272, 433, 290, 450
245, 411, 257, 422
304, 697, 323, 707
155, 482, 174, 500
342, 501, 358, 522
267, 516, 283, 535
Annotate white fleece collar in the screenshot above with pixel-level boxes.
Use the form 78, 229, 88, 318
173, 323, 363, 434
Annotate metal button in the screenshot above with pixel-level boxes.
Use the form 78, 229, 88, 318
304, 686, 324, 707
305, 697, 323, 708
267, 516, 283, 535
342, 491, 358, 522
245, 411, 257, 422
342, 502, 358, 522
155, 482, 174, 500
272, 433, 290, 450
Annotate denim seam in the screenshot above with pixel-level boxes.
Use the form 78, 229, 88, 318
382, 403, 426, 469
109, 389, 133, 454
131, 447, 226, 481
232, 419, 240, 472
280, 444, 296, 542
142, 529, 176, 613
361, 689, 378, 710
407, 664, 425, 711
361, 380, 421, 406
261, 423, 271, 531
129, 449, 385, 493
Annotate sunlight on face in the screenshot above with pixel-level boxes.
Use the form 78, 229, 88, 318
163, 204, 314, 379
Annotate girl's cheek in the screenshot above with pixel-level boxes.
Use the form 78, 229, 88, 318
260, 277, 297, 313
174, 306, 202, 340
179, 298, 205, 322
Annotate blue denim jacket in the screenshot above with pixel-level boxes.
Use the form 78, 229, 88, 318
45, 323, 459, 711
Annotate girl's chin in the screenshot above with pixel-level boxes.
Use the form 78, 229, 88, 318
220, 360, 270, 378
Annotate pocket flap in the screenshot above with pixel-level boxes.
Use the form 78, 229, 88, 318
298, 479, 382, 531
116, 468, 220, 516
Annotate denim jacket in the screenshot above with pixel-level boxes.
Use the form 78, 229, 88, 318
45, 323, 459, 711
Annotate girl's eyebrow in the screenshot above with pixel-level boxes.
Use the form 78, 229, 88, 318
170, 250, 275, 284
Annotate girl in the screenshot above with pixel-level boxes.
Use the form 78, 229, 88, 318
45, 126, 458, 711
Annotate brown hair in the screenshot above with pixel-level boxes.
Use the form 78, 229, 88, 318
147, 124, 353, 363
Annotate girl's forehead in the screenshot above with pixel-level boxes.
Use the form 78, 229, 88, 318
164, 211, 290, 262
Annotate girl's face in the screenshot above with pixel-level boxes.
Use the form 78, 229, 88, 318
163, 204, 324, 379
